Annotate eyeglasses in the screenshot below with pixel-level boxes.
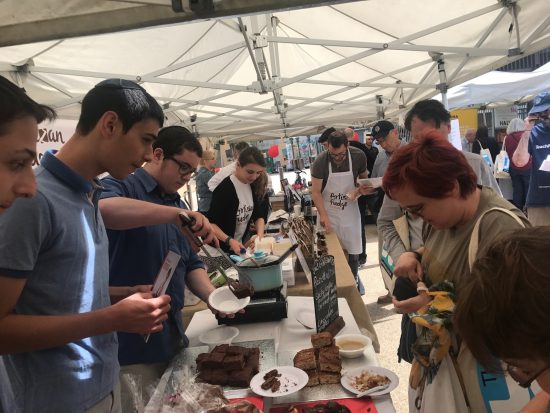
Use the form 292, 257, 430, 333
166, 157, 197, 177
328, 150, 347, 160
402, 204, 425, 217
504, 362, 548, 388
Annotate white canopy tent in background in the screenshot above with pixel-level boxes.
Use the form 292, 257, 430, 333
446, 61, 550, 109
1, 0, 550, 141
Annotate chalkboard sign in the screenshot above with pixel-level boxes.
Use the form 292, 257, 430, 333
312, 255, 339, 333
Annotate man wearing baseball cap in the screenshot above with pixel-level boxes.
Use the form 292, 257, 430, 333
513, 91, 550, 226
370, 120, 405, 179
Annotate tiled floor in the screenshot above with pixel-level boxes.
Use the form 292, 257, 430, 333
359, 224, 410, 413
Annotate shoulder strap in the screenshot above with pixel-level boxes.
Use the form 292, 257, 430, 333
476, 139, 486, 150
468, 207, 525, 270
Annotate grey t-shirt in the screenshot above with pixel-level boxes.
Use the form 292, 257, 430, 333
311, 146, 367, 191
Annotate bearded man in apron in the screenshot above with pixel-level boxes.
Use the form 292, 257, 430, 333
311, 130, 373, 294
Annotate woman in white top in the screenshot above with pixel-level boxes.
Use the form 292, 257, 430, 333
207, 146, 268, 254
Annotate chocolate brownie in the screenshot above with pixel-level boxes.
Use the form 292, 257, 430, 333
293, 348, 316, 370
222, 354, 245, 370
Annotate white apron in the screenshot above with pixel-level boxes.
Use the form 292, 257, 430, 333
321, 150, 362, 255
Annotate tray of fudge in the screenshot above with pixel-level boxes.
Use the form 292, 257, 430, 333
165, 339, 276, 399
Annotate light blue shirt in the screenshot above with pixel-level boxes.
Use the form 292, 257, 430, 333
0, 151, 118, 413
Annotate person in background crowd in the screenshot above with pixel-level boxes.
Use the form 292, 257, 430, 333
513, 91, 550, 226
472, 125, 499, 162
317, 126, 336, 150
345, 127, 370, 267
383, 132, 529, 413
462, 128, 476, 152
195, 148, 217, 213
310, 130, 371, 295
368, 120, 407, 304
0, 75, 56, 413
364, 131, 379, 176
495, 128, 507, 150
455, 227, 550, 413
505, 118, 532, 211
99, 126, 222, 411
207, 141, 249, 192
0, 79, 172, 413
208, 147, 269, 254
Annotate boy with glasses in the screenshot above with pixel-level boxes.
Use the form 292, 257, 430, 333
99, 126, 224, 410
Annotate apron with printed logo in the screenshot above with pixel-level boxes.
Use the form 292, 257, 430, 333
321, 150, 362, 255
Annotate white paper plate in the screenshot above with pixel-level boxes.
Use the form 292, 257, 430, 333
341, 366, 399, 396
208, 286, 250, 313
296, 310, 316, 329
250, 366, 308, 398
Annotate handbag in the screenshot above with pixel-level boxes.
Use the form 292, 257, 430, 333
411, 208, 539, 413
476, 140, 494, 168
493, 138, 510, 179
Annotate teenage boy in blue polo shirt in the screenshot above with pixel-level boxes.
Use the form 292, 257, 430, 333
0, 75, 56, 412
0, 79, 175, 413
99, 126, 221, 410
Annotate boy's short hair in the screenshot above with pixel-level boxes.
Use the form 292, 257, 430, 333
0, 75, 56, 135
404, 99, 450, 131
153, 126, 203, 158
76, 79, 164, 135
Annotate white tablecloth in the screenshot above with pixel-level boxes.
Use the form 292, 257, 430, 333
185, 296, 395, 413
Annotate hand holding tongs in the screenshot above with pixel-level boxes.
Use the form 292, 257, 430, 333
178, 212, 254, 299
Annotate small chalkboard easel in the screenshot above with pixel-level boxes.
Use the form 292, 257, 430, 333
312, 255, 340, 333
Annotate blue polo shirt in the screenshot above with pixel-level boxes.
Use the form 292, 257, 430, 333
526, 122, 550, 206
0, 151, 118, 413
101, 168, 205, 365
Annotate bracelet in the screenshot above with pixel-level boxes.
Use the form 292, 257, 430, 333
225, 235, 233, 245
409, 250, 422, 262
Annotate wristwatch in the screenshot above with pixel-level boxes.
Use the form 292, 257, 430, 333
225, 235, 233, 245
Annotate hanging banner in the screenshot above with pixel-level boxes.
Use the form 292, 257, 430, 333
493, 105, 519, 129
34, 119, 77, 166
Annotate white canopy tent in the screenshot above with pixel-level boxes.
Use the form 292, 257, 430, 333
446, 61, 550, 109
1, 0, 550, 140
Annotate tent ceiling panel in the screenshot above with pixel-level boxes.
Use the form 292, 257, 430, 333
2, 0, 550, 138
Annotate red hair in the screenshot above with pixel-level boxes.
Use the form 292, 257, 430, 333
382, 129, 477, 199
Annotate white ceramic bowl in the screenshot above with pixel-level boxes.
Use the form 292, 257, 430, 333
208, 285, 250, 313
335, 333, 372, 358
199, 326, 239, 346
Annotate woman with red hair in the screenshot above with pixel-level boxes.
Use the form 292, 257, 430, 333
382, 130, 536, 413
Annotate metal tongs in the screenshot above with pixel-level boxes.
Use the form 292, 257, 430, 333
178, 212, 254, 299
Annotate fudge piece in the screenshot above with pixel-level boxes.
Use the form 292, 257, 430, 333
305, 369, 320, 387
261, 375, 279, 390
212, 344, 229, 353
293, 348, 316, 370
222, 354, 245, 370
197, 369, 212, 383
318, 372, 341, 384
318, 348, 342, 373
228, 366, 254, 387
323, 316, 345, 337
247, 348, 260, 375
311, 332, 334, 348
263, 369, 280, 380
227, 345, 248, 356
195, 353, 210, 369
209, 369, 229, 385
201, 351, 225, 369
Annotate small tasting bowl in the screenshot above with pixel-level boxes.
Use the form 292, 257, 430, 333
335, 334, 372, 358
208, 286, 250, 313
199, 326, 239, 347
